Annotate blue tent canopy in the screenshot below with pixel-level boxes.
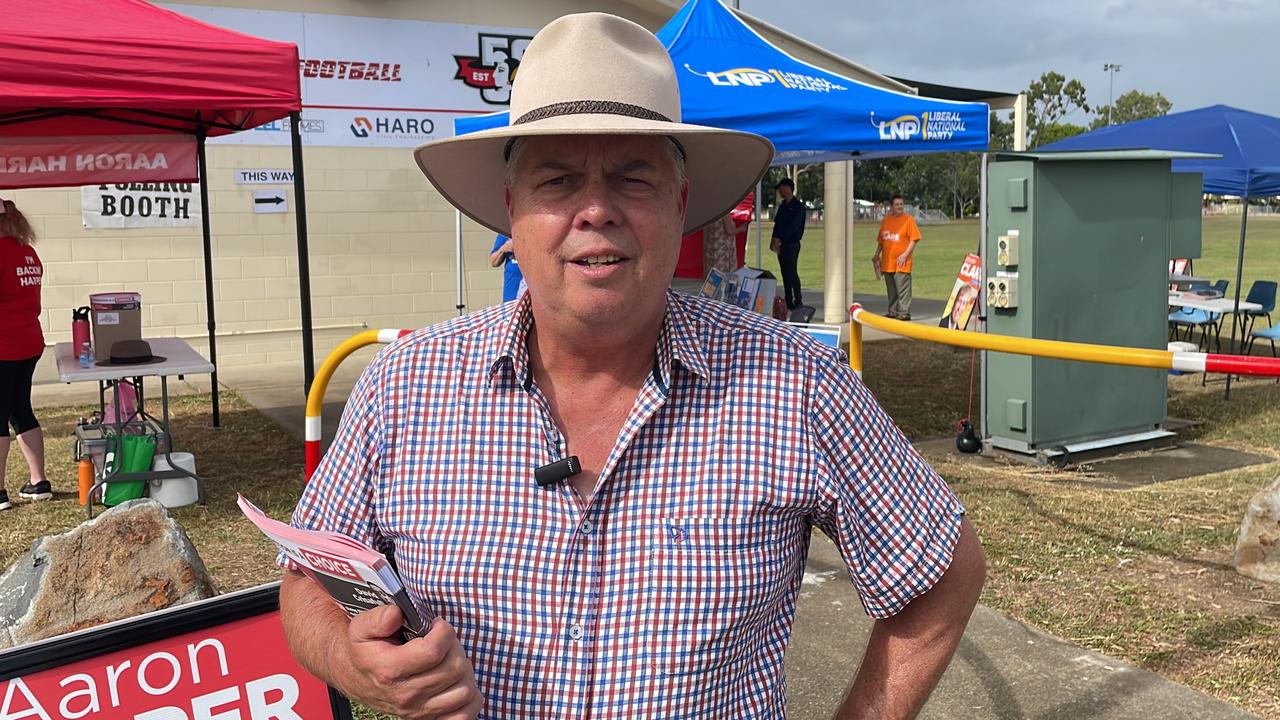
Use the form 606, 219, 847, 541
1040, 105, 1280, 198
454, 0, 988, 160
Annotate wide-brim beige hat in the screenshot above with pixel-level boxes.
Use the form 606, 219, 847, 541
414, 12, 775, 236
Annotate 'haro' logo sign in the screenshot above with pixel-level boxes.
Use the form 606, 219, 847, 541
453, 33, 533, 105
299, 549, 360, 580
350, 117, 374, 138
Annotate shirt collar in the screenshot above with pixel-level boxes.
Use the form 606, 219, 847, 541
656, 290, 709, 388
487, 294, 535, 388
485, 290, 710, 390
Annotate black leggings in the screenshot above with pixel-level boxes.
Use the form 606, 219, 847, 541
0, 353, 41, 437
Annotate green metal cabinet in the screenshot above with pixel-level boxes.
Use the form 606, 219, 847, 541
984, 151, 1204, 457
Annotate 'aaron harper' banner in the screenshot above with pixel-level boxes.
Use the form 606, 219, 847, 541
0, 136, 197, 190
0, 584, 347, 720
82, 183, 202, 230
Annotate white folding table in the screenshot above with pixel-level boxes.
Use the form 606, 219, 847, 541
1167, 293, 1262, 352
55, 338, 215, 517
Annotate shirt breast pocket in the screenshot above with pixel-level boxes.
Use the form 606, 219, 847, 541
645, 515, 794, 676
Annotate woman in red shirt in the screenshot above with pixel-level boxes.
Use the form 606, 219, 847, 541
0, 198, 50, 510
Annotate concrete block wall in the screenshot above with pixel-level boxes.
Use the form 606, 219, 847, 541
21, 145, 501, 384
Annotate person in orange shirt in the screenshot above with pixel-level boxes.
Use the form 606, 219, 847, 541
873, 194, 923, 320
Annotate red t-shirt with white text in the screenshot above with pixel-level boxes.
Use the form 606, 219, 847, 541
0, 235, 44, 360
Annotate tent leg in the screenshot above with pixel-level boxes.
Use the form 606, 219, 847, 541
847, 160, 854, 310
754, 181, 762, 268
1225, 200, 1249, 399
195, 133, 220, 428
978, 152, 988, 441
455, 210, 465, 316
290, 112, 316, 394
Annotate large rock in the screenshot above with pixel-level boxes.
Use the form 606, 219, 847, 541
0, 498, 217, 648
1235, 475, 1280, 583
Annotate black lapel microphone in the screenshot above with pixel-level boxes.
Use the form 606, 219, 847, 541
534, 456, 582, 488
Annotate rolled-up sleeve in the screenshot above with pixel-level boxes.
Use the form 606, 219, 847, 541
806, 355, 964, 618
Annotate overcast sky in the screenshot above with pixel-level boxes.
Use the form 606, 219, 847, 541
738, 0, 1280, 122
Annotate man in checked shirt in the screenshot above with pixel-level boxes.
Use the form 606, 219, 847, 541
278, 12, 985, 720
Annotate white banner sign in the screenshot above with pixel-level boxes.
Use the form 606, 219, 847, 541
252, 190, 288, 213
81, 183, 202, 229
235, 168, 294, 184
165, 4, 535, 148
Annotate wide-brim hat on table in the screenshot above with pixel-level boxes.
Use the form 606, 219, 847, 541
96, 339, 166, 366
413, 12, 775, 236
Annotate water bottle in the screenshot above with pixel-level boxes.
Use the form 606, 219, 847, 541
71, 306, 91, 353
78, 456, 94, 506
79, 342, 90, 369
87, 342, 95, 367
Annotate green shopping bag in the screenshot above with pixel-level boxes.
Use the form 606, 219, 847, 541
103, 434, 155, 506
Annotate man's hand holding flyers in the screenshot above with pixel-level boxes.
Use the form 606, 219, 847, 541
342, 606, 483, 720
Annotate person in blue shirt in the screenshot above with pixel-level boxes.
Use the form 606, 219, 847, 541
489, 234, 526, 303
769, 178, 806, 310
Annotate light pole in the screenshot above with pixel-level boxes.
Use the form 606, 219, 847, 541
1103, 63, 1122, 125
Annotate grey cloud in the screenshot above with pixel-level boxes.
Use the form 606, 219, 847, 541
741, 0, 1280, 117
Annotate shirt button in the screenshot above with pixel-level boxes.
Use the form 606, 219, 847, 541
568, 623, 584, 640
579, 520, 594, 535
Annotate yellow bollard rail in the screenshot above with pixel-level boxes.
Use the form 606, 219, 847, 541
847, 303, 1280, 379
305, 328, 412, 479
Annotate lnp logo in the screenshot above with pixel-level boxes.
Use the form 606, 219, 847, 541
454, 33, 533, 105
871, 111, 967, 141
684, 64, 847, 93
871, 112, 921, 141
687, 66, 776, 87
350, 116, 373, 138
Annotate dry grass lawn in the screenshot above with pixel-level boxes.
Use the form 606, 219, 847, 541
3, 343, 1279, 717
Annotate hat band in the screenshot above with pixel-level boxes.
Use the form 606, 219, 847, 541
513, 100, 673, 125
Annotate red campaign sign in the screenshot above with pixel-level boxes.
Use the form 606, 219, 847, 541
0, 136, 198, 190
0, 612, 333, 720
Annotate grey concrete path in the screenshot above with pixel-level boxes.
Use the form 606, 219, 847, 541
27, 285, 1259, 720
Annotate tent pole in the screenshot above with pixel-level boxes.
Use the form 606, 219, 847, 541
754, 180, 762, 267
290, 112, 316, 394
847, 160, 854, 310
1224, 197, 1249, 399
455, 210, 465, 316
978, 152, 988, 442
195, 132, 220, 428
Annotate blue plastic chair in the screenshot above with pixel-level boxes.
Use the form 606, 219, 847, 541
1168, 307, 1219, 350
1241, 280, 1277, 337
1247, 324, 1280, 383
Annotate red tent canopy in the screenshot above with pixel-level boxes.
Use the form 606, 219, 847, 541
0, 0, 299, 138
0, 0, 309, 424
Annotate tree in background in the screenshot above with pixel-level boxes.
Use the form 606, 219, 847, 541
989, 111, 1015, 151
1034, 122, 1088, 147
1089, 90, 1173, 129
761, 75, 1172, 220
1026, 71, 1090, 147
762, 164, 821, 213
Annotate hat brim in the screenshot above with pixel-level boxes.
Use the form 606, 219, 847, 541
96, 355, 166, 367
414, 114, 775, 236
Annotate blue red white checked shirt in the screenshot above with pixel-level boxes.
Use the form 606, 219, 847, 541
290, 291, 964, 718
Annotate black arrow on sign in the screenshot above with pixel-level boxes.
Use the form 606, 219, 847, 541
254, 195, 285, 205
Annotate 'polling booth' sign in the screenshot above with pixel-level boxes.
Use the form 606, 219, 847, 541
81, 183, 203, 230
0, 583, 349, 720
